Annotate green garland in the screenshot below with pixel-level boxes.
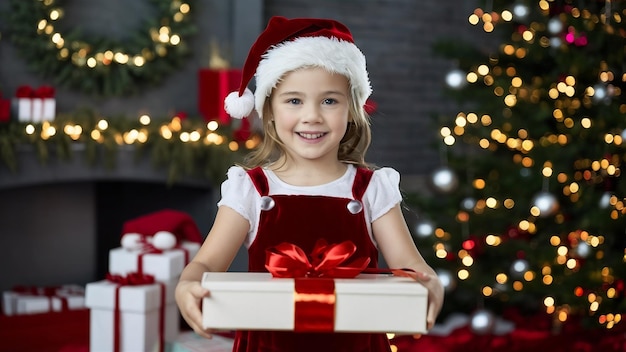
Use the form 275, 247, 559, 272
0, 109, 249, 186
5, 0, 195, 96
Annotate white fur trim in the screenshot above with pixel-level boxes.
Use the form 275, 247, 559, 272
254, 36, 371, 118
224, 88, 255, 119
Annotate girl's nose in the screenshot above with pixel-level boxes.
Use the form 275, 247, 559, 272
301, 103, 323, 123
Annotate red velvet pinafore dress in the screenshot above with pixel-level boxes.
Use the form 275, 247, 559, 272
232, 167, 392, 352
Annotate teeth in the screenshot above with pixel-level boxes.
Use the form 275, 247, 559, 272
299, 132, 324, 139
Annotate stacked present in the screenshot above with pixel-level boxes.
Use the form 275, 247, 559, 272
14, 85, 56, 123
2, 285, 85, 316
201, 240, 429, 334
86, 209, 203, 352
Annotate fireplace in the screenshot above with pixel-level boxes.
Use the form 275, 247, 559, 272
0, 147, 248, 292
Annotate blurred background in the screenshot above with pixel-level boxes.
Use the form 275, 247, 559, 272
0, 0, 625, 350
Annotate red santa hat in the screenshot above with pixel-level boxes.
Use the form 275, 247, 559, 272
224, 16, 372, 119
121, 209, 203, 244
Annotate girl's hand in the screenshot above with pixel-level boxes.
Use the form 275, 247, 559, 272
412, 271, 445, 331
175, 280, 214, 339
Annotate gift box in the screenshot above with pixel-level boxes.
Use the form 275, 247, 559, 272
109, 247, 186, 281
2, 285, 85, 316
35, 85, 56, 122
85, 276, 179, 352
13, 85, 56, 122
198, 68, 242, 124
15, 85, 33, 123
201, 272, 428, 334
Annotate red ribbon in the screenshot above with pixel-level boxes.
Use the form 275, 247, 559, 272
136, 240, 163, 276
106, 273, 165, 352
11, 285, 69, 312
34, 85, 55, 98
265, 240, 370, 332
265, 239, 370, 278
15, 86, 34, 98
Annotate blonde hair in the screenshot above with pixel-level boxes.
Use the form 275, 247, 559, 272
241, 87, 373, 170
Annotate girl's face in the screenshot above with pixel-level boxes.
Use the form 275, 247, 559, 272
270, 67, 351, 166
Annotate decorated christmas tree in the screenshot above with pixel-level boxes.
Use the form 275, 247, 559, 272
411, 0, 626, 331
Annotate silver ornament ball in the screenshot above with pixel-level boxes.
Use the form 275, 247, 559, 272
445, 69, 467, 89
430, 167, 459, 194
461, 197, 477, 211
592, 84, 608, 103
414, 219, 436, 238
510, 259, 529, 278
531, 191, 559, 217
599, 192, 611, 209
547, 17, 563, 34
470, 309, 496, 335
436, 269, 456, 292
575, 242, 591, 258
513, 3, 529, 19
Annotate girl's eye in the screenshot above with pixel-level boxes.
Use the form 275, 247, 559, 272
288, 98, 301, 104
323, 98, 337, 105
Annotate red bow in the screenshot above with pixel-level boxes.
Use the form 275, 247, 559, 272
105, 272, 163, 352
106, 272, 155, 285
265, 239, 370, 278
15, 86, 34, 98
35, 85, 55, 98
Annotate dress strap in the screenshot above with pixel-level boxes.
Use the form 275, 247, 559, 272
246, 167, 269, 196
352, 167, 374, 201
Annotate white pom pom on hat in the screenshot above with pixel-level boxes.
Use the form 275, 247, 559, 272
224, 88, 255, 119
224, 16, 371, 120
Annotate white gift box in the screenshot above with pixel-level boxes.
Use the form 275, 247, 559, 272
109, 247, 186, 281
179, 241, 201, 262
86, 278, 179, 352
31, 97, 43, 123
2, 285, 85, 316
16, 98, 31, 122
201, 272, 428, 334
42, 97, 56, 121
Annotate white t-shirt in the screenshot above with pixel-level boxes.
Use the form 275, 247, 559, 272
217, 164, 403, 248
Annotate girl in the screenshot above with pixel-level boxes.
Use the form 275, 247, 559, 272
175, 16, 444, 352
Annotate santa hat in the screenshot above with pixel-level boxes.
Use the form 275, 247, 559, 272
224, 16, 371, 119
121, 209, 203, 244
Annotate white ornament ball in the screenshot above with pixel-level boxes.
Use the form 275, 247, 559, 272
470, 309, 496, 335
152, 231, 177, 250
547, 17, 563, 34
436, 269, 456, 292
575, 242, 591, 258
549, 37, 562, 48
510, 259, 529, 278
592, 84, 608, 103
121, 233, 144, 250
461, 197, 477, 211
599, 192, 611, 209
531, 191, 559, 217
414, 219, 436, 238
445, 69, 467, 89
429, 167, 459, 194
513, 3, 529, 20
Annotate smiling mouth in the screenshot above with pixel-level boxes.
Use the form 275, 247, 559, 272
297, 132, 326, 140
